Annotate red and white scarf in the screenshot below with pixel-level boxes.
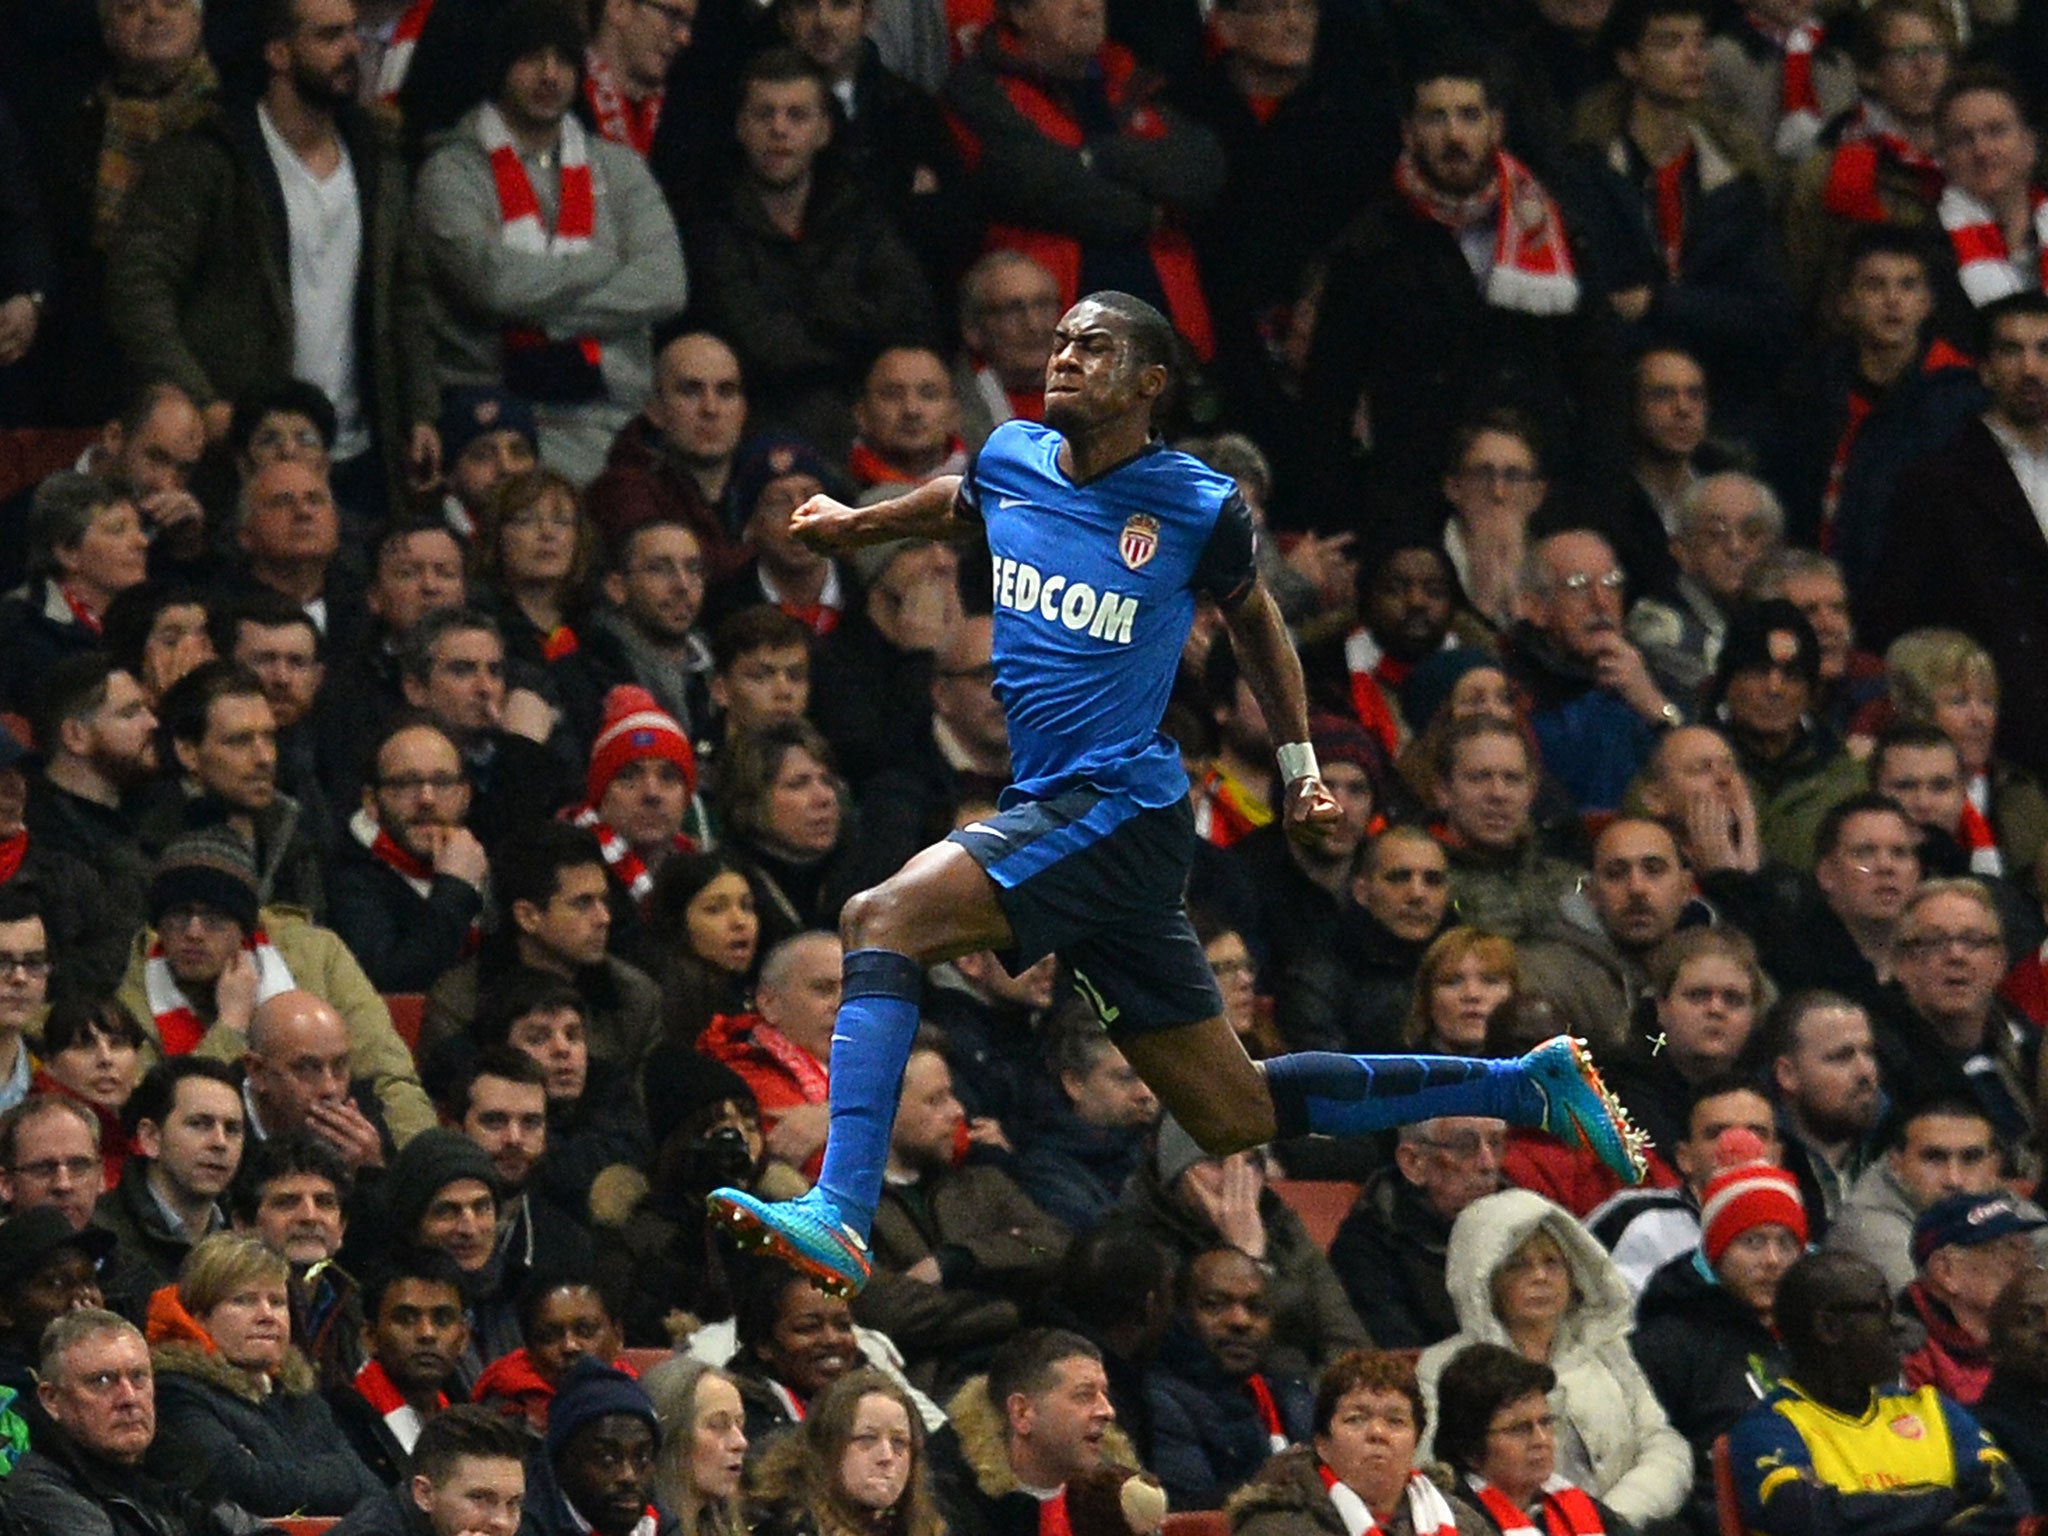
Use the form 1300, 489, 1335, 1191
350, 810, 484, 950
1317, 1464, 1462, 1536
144, 929, 295, 1055
1963, 772, 2004, 876
1245, 1373, 1290, 1453
1939, 183, 2048, 307
1747, 14, 1825, 159
375, 0, 435, 103
584, 50, 663, 157
564, 803, 694, 911
1342, 628, 1417, 758
479, 103, 604, 372
752, 1021, 830, 1103
353, 1358, 444, 1452
1467, 1476, 1607, 1536
1395, 149, 1580, 315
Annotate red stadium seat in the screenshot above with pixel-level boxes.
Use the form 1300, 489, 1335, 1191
1713, 1435, 1741, 1536
383, 993, 424, 1059
1161, 1511, 1230, 1536
270, 1519, 340, 1536
618, 1346, 674, 1376
1267, 1179, 1360, 1252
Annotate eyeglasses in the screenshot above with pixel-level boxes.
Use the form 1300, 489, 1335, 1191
380, 772, 466, 797
1556, 569, 1626, 595
1897, 930, 2002, 956
0, 953, 50, 978
11, 1155, 98, 1183
1420, 1130, 1507, 1160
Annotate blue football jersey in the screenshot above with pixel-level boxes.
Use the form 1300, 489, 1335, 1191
960, 420, 1256, 809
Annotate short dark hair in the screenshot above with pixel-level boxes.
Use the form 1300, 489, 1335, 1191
101, 581, 208, 681
1047, 1221, 1174, 1332
1937, 63, 2031, 135
447, 1044, 550, 1121
1683, 1072, 1772, 1138
1774, 1250, 1885, 1362
157, 659, 267, 750
398, 608, 503, 687
1980, 290, 2048, 358
124, 1057, 240, 1140
1312, 1349, 1427, 1439
410, 1403, 531, 1485
230, 1129, 353, 1223
1763, 988, 1865, 1064
1869, 723, 1961, 785
1852, 0, 1953, 70
1080, 290, 1177, 379
986, 1329, 1101, 1423
492, 821, 607, 918
1838, 223, 1938, 285
40, 996, 146, 1057
1402, 46, 1497, 116
732, 1260, 833, 1355
1603, 0, 1710, 57
0, 886, 42, 929
738, 43, 833, 110
30, 651, 121, 755
471, 967, 587, 1050
1885, 1096, 1993, 1151
363, 1246, 470, 1321
208, 586, 323, 664
515, 1266, 621, 1339
1813, 791, 1914, 862
606, 518, 701, 579
1433, 1343, 1557, 1473
710, 605, 811, 677
228, 376, 337, 458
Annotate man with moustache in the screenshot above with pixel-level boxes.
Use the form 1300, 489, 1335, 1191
328, 718, 488, 993
104, 0, 439, 514
1339, 546, 1465, 756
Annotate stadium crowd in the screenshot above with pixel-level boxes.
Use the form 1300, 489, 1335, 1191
2, 0, 2048, 1530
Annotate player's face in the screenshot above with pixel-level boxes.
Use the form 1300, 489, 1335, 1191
1042, 302, 1163, 433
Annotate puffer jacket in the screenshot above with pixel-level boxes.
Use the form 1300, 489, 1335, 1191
1416, 1190, 1692, 1527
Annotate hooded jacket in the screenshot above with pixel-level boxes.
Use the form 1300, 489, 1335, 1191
1417, 1190, 1692, 1527
1225, 1445, 1490, 1536
936, 1374, 1141, 1536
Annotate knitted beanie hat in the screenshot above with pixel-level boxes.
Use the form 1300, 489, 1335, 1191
1699, 1128, 1808, 1267
148, 828, 261, 934
587, 685, 696, 807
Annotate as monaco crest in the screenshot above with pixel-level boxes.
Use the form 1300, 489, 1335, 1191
1120, 514, 1160, 571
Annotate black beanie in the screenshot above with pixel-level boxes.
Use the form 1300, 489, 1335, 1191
148, 828, 261, 934
641, 1044, 757, 1151
385, 1127, 503, 1242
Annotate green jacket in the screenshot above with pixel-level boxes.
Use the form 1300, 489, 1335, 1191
104, 101, 438, 501
115, 906, 436, 1146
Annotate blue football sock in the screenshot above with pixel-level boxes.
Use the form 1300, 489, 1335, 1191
811, 948, 925, 1238
1262, 1051, 1544, 1139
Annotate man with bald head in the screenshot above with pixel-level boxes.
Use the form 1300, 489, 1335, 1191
235, 458, 358, 638
243, 990, 393, 1172
1521, 818, 1702, 1054
1508, 529, 1681, 812
1640, 724, 1764, 875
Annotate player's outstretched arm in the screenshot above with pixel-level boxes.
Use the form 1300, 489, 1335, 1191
1221, 582, 1343, 845
789, 475, 973, 551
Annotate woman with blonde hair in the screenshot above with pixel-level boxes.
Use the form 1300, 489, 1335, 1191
1883, 627, 2048, 890
1406, 929, 1520, 1055
747, 1368, 944, 1536
642, 1355, 751, 1536
144, 1232, 380, 1515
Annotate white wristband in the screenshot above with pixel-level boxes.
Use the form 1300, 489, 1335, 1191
1276, 742, 1319, 784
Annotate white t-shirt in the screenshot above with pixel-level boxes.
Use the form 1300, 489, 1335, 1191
258, 102, 368, 460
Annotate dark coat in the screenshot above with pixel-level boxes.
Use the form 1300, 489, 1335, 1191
100, 103, 438, 502
134, 785, 327, 923
24, 782, 152, 955
1631, 1250, 1785, 1536
521, 1450, 677, 1536
0, 1425, 269, 1536
1275, 902, 1433, 1057
1328, 1165, 1459, 1350
1975, 1377, 2048, 1513
92, 1161, 216, 1295
1226, 1446, 1492, 1536
0, 584, 100, 711
583, 415, 749, 583
329, 1483, 433, 1536
1864, 417, 2048, 773
1010, 1103, 1149, 1234
1145, 1322, 1313, 1511
325, 828, 486, 994
145, 1341, 382, 1516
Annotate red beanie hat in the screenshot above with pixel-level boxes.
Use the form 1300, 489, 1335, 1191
1698, 1128, 1808, 1267
587, 686, 696, 806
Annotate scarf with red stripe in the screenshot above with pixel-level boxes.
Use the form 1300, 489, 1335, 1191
1037, 1489, 1072, 1536
1823, 105, 1944, 221
542, 624, 581, 662
144, 930, 296, 1054
478, 104, 605, 384
1394, 149, 1580, 315
584, 49, 663, 157
0, 832, 25, 887
1192, 765, 1271, 848
1746, 14, 1825, 158
1245, 1373, 1290, 1453
1822, 337, 1973, 544
350, 810, 484, 952
1316, 1464, 1462, 1536
375, 0, 434, 103
1939, 183, 2048, 307
1467, 1476, 1607, 1536
58, 584, 105, 637
353, 1358, 444, 1452
1962, 771, 2004, 876
1342, 628, 1416, 757
847, 436, 971, 489
752, 1021, 831, 1103
1653, 147, 1693, 279
564, 803, 694, 911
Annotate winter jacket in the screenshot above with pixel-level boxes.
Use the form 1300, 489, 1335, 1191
584, 415, 750, 584
1442, 834, 1588, 948
1505, 625, 1658, 816
1975, 1377, 2048, 1511
145, 1336, 381, 1516
1418, 1190, 1692, 1527
935, 1374, 1141, 1536
1118, 1160, 1369, 1380
1630, 1249, 1786, 1536
115, 905, 435, 1146
1276, 901, 1433, 1057
1145, 1320, 1313, 1511
1521, 887, 1716, 1062
324, 821, 487, 995
134, 783, 325, 921
1328, 1165, 1461, 1350
1725, 720, 1866, 874
329, 1484, 434, 1536
100, 103, 438, 504
1225, 1446, 1491, 1536
1010, 1103, 1149, 1234
0, 1426, 270, 1536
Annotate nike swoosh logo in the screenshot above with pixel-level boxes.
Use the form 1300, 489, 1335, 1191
997, 496, 1027, 510
962, 822, 998, 836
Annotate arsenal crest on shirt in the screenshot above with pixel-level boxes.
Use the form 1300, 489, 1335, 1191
1120, 513, 1160, 571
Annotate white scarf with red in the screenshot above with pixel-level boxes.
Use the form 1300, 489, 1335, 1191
1394, 148, 1580, 315
350, 810, 484, 951
1245, 1373, 1291, 1454
1317, 1464, 1462, 1536
1962, 771, 2004, 876
564, 803, 694, 912
1466, 1475, 1607, 1536
1938, 183, 2048, 306
1343, 628, 1418, 758
752, 1020, 830, 1102
375, 0, 434, 103
1747, 13, 1825, 159
584, 49, 663, 157
353, 1358, 445, 1452
144, 930, 295, 1055
478, 103, 604, 373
